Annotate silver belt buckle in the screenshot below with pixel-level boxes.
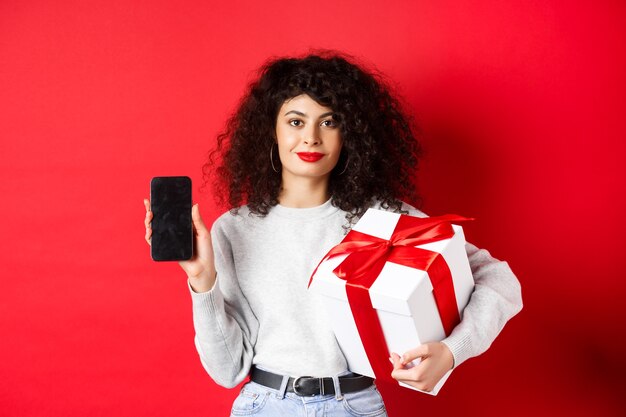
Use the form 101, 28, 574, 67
292, 376, 312, 396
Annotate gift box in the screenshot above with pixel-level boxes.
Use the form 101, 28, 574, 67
308, 208, 474, 395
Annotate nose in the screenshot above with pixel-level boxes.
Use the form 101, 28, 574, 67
303, 125, 321, 145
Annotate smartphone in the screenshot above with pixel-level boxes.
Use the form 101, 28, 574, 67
150, 176, 193, 261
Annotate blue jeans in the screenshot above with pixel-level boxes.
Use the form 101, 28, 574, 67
229, 378, 388, 417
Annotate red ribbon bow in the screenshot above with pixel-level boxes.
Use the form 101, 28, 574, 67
309, 212, 472, 403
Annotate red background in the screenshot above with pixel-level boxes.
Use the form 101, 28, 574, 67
1, 1, 625, 416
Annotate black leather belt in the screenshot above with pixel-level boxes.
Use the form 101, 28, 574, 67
250, 365, 374, 396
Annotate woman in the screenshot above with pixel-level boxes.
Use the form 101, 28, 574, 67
143, 51, 522, 416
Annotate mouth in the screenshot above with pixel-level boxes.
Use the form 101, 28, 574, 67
296, 152, 325, 162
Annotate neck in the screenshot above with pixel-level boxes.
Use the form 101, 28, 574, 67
278, 173, 330, 208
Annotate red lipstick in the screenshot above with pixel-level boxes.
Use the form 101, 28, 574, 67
297, 152, 324, 162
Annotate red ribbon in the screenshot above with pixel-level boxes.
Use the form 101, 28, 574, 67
309, 213, 472, 399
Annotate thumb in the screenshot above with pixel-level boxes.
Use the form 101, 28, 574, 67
401, 344, 430, 365
191, 203, 209, 234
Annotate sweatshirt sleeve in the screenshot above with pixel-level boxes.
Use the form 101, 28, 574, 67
441, 241, 523, 368
400, 202, 523, 368
188, 219, 259, 388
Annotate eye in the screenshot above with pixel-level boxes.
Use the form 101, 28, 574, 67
321, 119, 337, 128
289, 119, 303, 127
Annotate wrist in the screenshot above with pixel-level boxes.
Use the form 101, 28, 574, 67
188, 269, 217, 293
439, 341, 455, 370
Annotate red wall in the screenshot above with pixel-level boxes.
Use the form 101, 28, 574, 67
1, 1, 624, 416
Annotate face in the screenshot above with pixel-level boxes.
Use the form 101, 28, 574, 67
274, 94, 343, 182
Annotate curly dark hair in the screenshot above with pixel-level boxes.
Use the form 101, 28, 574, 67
202, 49, 423, 224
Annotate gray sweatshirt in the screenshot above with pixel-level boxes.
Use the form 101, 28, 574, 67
188, 199, 523, 388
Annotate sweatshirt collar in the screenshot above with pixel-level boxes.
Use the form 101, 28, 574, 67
269, 198, 339, 220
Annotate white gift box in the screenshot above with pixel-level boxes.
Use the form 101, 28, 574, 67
309, 208, 475, 395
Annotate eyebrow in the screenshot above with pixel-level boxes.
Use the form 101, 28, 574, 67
284, 110, 335, 118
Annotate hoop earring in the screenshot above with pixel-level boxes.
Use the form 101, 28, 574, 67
270, 143, 280, 173
337, 157, 349, 175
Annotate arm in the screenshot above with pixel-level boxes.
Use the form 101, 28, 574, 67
391, 203, 523, 391
189, 219, 259, 388
441, 241, 523, 367
144, 200, 258, 387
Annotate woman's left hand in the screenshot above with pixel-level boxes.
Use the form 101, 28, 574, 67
390, 342, 454, 392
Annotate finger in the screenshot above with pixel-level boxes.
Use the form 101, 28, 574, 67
144, 198, 151, 212
145, 228, 152, 246
401, 379, 432, 392
144, 210, 153, 229
191, 203, 208, 234
401, 344, 430, 365
391, 364, 421, 383
390, 368, 432, 392
390, 352, 403, 370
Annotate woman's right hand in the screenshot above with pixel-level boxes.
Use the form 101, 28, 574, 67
144, 199, 217, 293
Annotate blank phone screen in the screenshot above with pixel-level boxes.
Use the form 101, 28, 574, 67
150, 176, 193, 261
